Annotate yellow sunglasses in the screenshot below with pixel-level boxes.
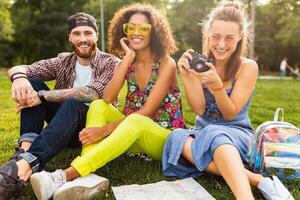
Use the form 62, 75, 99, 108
122, 23, 152, 36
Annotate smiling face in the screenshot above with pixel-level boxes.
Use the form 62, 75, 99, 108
208, 20, 241, 63
126, 13, 151, 51
69, 26, 98, 58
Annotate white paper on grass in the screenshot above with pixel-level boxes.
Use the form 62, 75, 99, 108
112, 177, 215, 200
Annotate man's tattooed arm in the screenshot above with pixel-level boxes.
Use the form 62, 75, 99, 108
44, 87, 99, 103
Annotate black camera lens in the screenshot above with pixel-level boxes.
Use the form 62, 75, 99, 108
189, 53, 210, 73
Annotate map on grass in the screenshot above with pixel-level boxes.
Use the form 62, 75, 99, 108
112, 177, 215, 200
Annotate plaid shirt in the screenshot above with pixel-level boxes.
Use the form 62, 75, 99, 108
26, 48, 120, 97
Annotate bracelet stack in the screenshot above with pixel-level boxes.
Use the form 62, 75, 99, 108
10, 72, 28, 83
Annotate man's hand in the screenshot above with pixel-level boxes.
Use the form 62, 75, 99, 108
79, 126, 112, 147
12, 78, 37, 106
16, 94, 42, 113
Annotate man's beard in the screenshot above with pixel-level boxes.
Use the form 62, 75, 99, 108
71, 42, 96, 58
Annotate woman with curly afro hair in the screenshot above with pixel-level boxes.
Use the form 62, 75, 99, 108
29, 3, 186, 200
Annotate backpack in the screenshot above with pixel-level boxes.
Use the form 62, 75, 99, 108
249, 108, 300, 179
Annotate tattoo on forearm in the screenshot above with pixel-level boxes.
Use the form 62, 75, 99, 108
45, 87, 99, 103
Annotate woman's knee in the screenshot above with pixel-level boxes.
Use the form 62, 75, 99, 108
124, 113, 149, 125
89, 99, 108, 109
213, 143, 238, 157
88, 99, 110, 114
118, 114, 151, 136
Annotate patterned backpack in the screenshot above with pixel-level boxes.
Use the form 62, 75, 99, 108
250, 108, 300, 179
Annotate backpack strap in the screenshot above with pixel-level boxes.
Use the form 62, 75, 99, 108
274, 108, 284, 122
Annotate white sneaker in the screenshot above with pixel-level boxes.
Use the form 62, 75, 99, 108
53, 173, 109, 200
30, 169, 66, 200
258, 175, 294, 200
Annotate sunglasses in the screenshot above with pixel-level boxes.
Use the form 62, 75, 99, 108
123, 23, 152, 37
209, 34, 240, 46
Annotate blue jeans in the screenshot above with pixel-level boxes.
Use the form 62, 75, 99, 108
280, 69, 286, 78
18, 78, 88, 172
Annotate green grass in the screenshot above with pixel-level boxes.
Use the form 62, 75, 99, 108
0, 70, 300, 199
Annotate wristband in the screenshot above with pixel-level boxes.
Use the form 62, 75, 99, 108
11, 76, 28, 83
211, 85, 224, 92
10, 72, 27, 82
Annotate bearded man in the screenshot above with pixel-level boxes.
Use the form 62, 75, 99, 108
0, 12, 119, 199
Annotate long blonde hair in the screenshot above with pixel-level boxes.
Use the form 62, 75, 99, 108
202, 0, 252, 81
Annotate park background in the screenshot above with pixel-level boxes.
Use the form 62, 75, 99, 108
0, 0, 300, 199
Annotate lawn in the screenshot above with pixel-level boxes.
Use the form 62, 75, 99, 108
0, 69, 300, 200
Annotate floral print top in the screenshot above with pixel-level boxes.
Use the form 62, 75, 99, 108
122, 60, 186, 130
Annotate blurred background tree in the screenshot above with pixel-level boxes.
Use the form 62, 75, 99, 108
0, 0, 14, 66
0, 0, 299, 72
255, 0, 300, 71
10, 0, 87, 64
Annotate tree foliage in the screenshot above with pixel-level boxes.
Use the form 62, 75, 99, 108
255, 0, 300, 70
0, 0, 13, 41
11, 0, 88, 64
166, 0, 216, 58
0, 0, 14, 66
0, 0, 299, 70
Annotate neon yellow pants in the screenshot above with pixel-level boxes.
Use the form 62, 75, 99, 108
71, 100, 171, 176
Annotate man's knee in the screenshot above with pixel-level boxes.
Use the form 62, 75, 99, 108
60, 98, 82, 108
58, 98, 87, 118
28, 77, 49, 91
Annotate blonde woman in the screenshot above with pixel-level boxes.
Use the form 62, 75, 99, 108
162, 1, 294, 200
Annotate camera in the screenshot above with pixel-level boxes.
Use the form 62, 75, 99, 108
189, 53, 211, 73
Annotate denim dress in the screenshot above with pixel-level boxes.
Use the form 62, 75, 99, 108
162, 82, 255, 178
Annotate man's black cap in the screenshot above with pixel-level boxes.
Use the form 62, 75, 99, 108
67, 12, 98, 33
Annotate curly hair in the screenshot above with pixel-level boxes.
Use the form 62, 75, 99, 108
108, 3, 177, 58
202, 0, 252, 81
